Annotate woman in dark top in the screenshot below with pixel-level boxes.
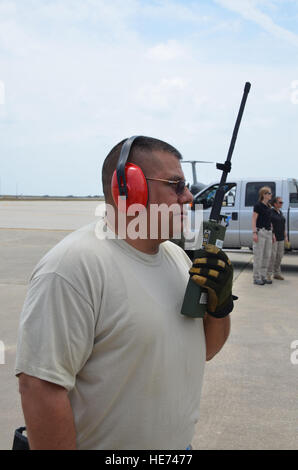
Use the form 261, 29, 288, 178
252, 186, 274, 285
267, 196, 288, 281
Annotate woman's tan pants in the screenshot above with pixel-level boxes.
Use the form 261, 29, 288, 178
267, 240, 284, 277
253, 229, 272, 281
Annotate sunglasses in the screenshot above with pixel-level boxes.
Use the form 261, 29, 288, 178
278, 201, 283, 204
146, 177, 187, 195
265, 192, 272, 195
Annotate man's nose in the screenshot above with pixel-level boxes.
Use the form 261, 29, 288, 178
179, 186, 193, 205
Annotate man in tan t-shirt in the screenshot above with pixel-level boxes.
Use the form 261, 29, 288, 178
16, 136, 234, 449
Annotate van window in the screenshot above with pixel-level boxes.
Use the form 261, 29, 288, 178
289, 179, 298, 204
223, 185, 236, 207
245, 182, 276, 207
193, 183, 236, 210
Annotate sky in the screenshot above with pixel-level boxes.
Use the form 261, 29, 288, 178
1, 0, 298, 196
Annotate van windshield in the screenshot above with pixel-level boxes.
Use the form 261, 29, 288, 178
193, 183, 236, 210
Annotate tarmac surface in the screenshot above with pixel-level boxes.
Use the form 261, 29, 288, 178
0, 200, 297, 450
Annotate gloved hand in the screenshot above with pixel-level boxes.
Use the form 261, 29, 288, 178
189, 244, 237, 318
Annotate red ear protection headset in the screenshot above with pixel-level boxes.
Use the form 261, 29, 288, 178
111, 136, 148, 213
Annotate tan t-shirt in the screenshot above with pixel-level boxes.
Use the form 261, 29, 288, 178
15, 219, 206, 450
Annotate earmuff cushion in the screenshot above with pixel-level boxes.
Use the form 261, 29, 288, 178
111, 163, 148, 212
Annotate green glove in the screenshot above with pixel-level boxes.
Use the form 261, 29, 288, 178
189, 244, 237, 318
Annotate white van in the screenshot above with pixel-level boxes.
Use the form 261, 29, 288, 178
190, 178, 298, 249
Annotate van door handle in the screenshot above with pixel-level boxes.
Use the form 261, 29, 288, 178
232, 212, 238, 221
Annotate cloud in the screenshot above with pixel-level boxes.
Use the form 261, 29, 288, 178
146, 40, 185, 61
136, 77, 189, 112
141, 1, 209, 24
0, 80, 5, 105
265, 86, 292, 103
214, 0, 298, 47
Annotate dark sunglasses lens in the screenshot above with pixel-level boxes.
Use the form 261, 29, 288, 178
176, 180, 186, 194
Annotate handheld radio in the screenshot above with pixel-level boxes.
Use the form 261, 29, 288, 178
181, 82, 251, 318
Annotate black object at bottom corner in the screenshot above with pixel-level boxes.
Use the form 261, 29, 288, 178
12, 427, 30, 450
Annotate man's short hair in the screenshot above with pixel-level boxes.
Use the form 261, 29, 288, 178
101, 136, 182, 203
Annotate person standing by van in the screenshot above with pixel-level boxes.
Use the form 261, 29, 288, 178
267, 196, 288, 281
252, 186, 274, 285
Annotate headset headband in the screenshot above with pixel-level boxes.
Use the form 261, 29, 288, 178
116, 135, 142, 198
